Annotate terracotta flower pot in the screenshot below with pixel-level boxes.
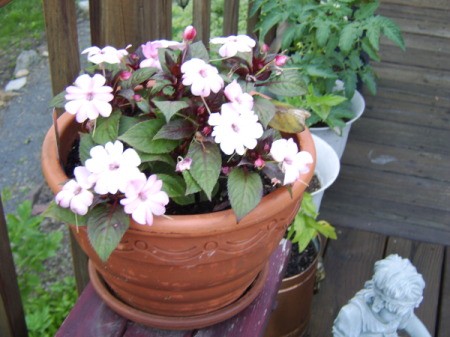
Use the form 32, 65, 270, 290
264, 239, 320, 337
41, 113, 316, 324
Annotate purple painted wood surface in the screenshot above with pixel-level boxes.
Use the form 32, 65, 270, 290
55, 241, 291, 337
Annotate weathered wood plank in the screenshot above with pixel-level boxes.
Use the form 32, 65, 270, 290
90, 0, 171, 48
379, 3, 450, 25
246, 0, 259, 36
55, 283, 127, 337
193, 0, 211, 46
363, 95, 450, 130
42, 0, 80, 95
310, 228, 386, 336
342, 140, 450, 182
0, 197, 28, 337
320, 190, 450, 246
385, 237, 444, 334
223, 0, 240, 36
437, 247, 450, 337
122, 322, 188, 337
349, 117, 450, 156
380, 0, 450, 13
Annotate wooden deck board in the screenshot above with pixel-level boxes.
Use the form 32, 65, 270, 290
437, 248, 450, 337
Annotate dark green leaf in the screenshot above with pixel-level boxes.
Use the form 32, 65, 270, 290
92, 110, 121, 144
136, 99, 151, 113
87, 204, 129, 262
360, 70, 377, 95
118, 118, 179, 154
366, 18, 381, 51
339, 22, 360, 52
154, 118, 196, 140
315, 22, 330, 47
228, 168, 263, 221
137, 152, 175, 165
188, 41, 210, 61
118, 115, 141, 136
187, 141, 221, 200
131, 67, 157, 86
267, 69, 307, 97
157, 173, 186, 198
354, 1, 379, 20
379, 16, 405, 50
182, 170, 202, 195
253, 96, 276, 128
49, 90, 66, 108
79, 133, 96, 164
172, 194, 195, 206
153, 100, 189, 122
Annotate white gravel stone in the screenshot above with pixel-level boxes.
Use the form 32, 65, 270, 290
5, 77, 27, 92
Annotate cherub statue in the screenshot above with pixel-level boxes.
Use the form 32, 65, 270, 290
332, 254, 431, 337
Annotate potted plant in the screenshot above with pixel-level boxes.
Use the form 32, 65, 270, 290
41, 26, 316, 329
253, 0, 404, 158
264, 192, 336, 337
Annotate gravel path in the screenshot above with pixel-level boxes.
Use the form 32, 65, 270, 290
0, 17, 90, 214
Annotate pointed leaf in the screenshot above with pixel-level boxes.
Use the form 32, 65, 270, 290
131, 67, 157, 86
316, 22, 330, 47
43, 201, 87, 226
182, 170, 202, 195
253, 96, 276, 128
79, 133, 96, 164
157, 173, 186, 198
187, 141, 221, 200
379, 16, 405, 50
137, 152, 175, 165
188, 41, 210, 61
87, 204, 129, 261
49, 90, 66, 108
118, 118, 179, 153
267, 69, 307, 97
153, 100, 189, 122
339, 23, 360, 52
154, 118, 196, 140
228, 168, 263, 221
92, 110, 121, 144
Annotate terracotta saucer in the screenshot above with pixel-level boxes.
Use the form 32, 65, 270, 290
88, 260, 269, 330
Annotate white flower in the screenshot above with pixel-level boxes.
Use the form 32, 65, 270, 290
55, 166, 94, 215
224, 80, 254, 110
270, 138, 313, 185
85, 141, 142, 195
140, 40, 184, 69
120, 173, 169, 225
181, 58, 224, 97
64, 74, 114, 123
210, 35, 256, 58
208, 103, 263, 155
82, 45, 130, 64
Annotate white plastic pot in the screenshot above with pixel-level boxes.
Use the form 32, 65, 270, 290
311, 90, 365, 159
311, 135, 340, 211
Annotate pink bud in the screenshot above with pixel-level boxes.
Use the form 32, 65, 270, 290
202, 125, 212, 136
133, 94, 142, 102
254, 157, 265, 168
221, 166, 231, 175
275, 55, 289, 67
261, 44, 270, 53
120, 71, 132, 80
183, 25, 197, 42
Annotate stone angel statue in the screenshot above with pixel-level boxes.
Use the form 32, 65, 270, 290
332, 254, 431, 337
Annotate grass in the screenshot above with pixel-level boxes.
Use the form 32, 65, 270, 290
0, 0, 45, 51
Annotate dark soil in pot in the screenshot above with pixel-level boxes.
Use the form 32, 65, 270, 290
284, 241, 317, 278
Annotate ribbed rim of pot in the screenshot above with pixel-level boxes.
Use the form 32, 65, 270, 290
309, 90, 365, 132
42, 112, 316, 234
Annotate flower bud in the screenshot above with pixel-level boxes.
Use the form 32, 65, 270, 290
183, 25, 197, 42
133, 94, 142, 102
261, 44, 270, 53
275, 55, 289, 67
120, 71, 132, 80
254, 157, 265, 168
202, 125, 212, 136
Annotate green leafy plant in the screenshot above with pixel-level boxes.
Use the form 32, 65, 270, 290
6, 200, 77, 337
253, 0, 405, 128
45, 26, 313, 262
287, 192, 336, 252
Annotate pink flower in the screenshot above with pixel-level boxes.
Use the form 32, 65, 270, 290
55, 167, 94, 215
254, 157, 265, 168
208, 103, 263, 155
120, 174, 169, 225
85, 141, 142, 195
270, 138, 313, 185
82, 45, 130, 64
181, 58, 224, 97
183, 25, 197, 42
64, 74, 114, 123
176, 157, 192, 172
224, 80, 254, 110
140, 40, 184, 69
210, 35, 256, 58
